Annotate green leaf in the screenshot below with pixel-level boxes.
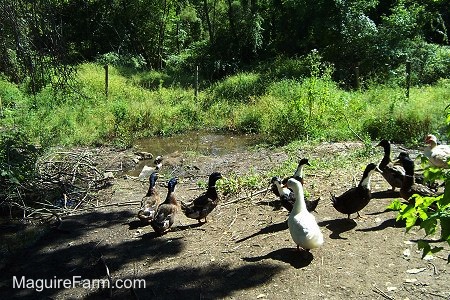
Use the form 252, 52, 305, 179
414, 195, 424, 207
422, 196, 440, 209
405, 215, 418, 231
417, 207, 429, 221
440, 217, 450, 241
420, 217, 437, 236
441, 181, 450, 207
417, 240, 443, 258
387, 199, 403, 211
417, 240, 430, 253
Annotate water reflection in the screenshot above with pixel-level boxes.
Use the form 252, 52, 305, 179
134, 131, 261, 156
128, 131, 261, 177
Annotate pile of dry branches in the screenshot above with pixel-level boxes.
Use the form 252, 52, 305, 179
2, 149, 114, 221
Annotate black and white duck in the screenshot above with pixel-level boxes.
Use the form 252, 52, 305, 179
137, 172, 160, 224
151, 177, 180, 235
181, 172, 223, 223
287, 178, 324, 252
271, 176, 320, 212
396, 152, 439, 202
376, 139, 405, 190
424, 134, 450, 168
331, 163, 381, 219
270, 158, 311, 197
282, 158, 311, 185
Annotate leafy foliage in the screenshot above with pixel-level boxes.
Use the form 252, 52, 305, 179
387, 115, 450, 262
0, 128, 41, 207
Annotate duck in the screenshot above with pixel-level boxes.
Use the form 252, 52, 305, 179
286, 178, 324, 252
271, 176, 320, 212
137, 172, 160, 224
424, 134, 450, 168
151, 177, 180, 235
331, 163, 380, 219
282, 158, 311, 185
396, 152, 439, 201
181, 172, 223, 223
154, 155, 163, 170
270, 158, 311, 197
376, 140, 436, 190
376, 139, 405, 190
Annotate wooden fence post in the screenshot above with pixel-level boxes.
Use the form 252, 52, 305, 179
354, 63, 360, 90
195, 65, 199, 100
405, 60, 411, 99
104, 64, 109, 98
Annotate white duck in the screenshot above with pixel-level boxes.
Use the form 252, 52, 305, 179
286, 178, 324, 252
424, 134, 450, 168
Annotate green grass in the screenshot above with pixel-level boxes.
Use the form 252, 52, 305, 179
1, 62, 449, 149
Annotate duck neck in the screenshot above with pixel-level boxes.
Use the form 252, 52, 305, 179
293, 164, 305, 179
146, 179, 156, 196
291, 183, 306, 214
402, 163, 415, 189
428, 141, 437, 151
207, 185, 218, 197
359, 170, 373, 190
274, 181, 283, 194
165, 192, 177, 205
379, 145, 391, 168
146, 186, 156, 197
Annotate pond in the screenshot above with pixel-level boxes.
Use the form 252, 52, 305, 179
128, 131, 263, 176
134, 131, 262, 156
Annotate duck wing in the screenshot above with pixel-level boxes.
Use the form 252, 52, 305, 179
430, 147, 450, 168
380, 164, 404, 189
151, 204, 177, 234
138, 194, 161, 222
331, 186, 370, 215
289, 212, 323, 248
182, 191, 218, 220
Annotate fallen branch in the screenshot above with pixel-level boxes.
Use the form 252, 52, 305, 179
372, 286, 394, 300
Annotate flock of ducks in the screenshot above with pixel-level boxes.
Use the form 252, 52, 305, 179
136, 134, 449, 255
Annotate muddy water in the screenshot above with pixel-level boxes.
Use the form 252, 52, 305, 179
134, 131, 261, 156
128, 131, 262, 176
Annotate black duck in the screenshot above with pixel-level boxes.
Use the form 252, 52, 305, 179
331, 163, 380, 218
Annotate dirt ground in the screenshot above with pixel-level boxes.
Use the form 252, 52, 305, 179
0, 141, 449, 300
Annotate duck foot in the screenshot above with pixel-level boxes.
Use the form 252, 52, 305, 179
354, 212, 368, 220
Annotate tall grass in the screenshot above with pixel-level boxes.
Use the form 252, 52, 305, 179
1, 62, 449, 148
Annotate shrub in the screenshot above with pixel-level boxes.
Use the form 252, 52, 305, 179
208, 72, 264, 104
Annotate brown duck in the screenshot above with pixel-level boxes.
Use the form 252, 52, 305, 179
181, 172, 223, 223
151, 177, 180, 235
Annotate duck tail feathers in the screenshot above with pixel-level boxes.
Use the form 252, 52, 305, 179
330, 192, 337, 204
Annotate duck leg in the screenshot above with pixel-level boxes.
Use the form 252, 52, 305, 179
355, 212, 369, 220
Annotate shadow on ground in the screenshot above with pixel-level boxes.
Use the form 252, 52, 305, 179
242, 248, 313, 269
318, 219, 357, 240
0, 208, 283, 300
